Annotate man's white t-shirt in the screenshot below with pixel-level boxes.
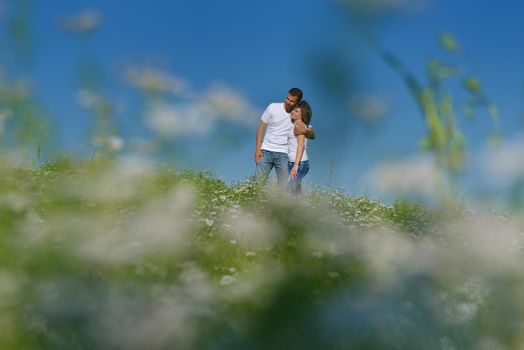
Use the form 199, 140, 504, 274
288, 122, 309, 162
260, 103, 293, 154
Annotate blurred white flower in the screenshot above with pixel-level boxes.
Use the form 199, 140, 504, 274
366, 155, 446, 197
443, 301, 478, 325
0, 271, 21, 308
59, 9, 102, 35
312, 251, 324, 258
76, 89, 104, 109
219, 263, 284, 305
97, 292, 210, 349
328, 271, 339, 279
219, 275, 236, 286
178, 263, 214, 302
221, 208, 280, 250
0, 192, 31, 213
349, 93, 389, 122
78, 185, 195, 263
58, 156, 153, 202
449, 215, 524, 273
361, 227, 415, 283
124, 66, 188, 95
482, 135, 524, 184
107, 135, 124, 152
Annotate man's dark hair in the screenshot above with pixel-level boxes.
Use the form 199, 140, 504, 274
288, 87, 303, 101
297, 100, 312, 125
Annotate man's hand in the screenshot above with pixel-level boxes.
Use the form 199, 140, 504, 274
294, 122, 307, 136
294, 123, 315, 140
254, 149, 263, 163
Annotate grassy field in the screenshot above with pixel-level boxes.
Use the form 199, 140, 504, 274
1, 155, 523, 349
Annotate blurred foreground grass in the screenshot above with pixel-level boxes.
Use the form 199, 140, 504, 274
1, 155, 524, 349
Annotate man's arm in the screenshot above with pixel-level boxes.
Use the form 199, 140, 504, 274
254, 120, 267, 163
294, 123, 315, 140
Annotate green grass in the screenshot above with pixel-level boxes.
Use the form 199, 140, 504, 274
1, 157, 523, 349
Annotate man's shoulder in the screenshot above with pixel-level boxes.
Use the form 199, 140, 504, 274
267, 102, 283, 109
266, 103, 286, 116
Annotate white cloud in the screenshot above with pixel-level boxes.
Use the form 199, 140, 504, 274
200, 85, 260, 126
144, 102, 210, 137
366, 155, 446, 197
59, 9, 102, 34
124, 66, 188, 96
143, 85, 260, 137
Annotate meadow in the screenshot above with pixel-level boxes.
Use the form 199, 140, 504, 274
1, 155, 524, 349
0, 2, 521, 348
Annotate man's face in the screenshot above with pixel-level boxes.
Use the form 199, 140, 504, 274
284, 93, 299, 113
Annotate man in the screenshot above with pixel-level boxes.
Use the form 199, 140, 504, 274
254, 87, 315, 186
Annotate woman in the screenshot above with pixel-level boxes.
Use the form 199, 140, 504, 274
287, 100, 312, 195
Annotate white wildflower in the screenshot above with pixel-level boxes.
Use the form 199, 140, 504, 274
178, 263, 214, 302
76, 89, 103, 109
221, 208, 280, 249
1, 192, 30, 213
328, 271, 339, 279
78, 186, 195, 263
443, 301, 479, 325
349, 93, 389, 122
482, 134, 524, 184
108, 135, 124, 152
0, 271, 20, 308
219, 275, 236, 286
312, 251, 323, 258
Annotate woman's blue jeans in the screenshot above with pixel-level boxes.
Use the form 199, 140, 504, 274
287, 160, 309, 195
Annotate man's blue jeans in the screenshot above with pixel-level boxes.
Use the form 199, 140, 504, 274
287, 160, 309, 195
255, 150, 289, 186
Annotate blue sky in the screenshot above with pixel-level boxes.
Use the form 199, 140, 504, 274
1, 0, 524, 202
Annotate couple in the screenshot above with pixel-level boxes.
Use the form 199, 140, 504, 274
254, 87, 314, 194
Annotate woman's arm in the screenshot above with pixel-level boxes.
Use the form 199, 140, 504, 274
291, 133, 305, 179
